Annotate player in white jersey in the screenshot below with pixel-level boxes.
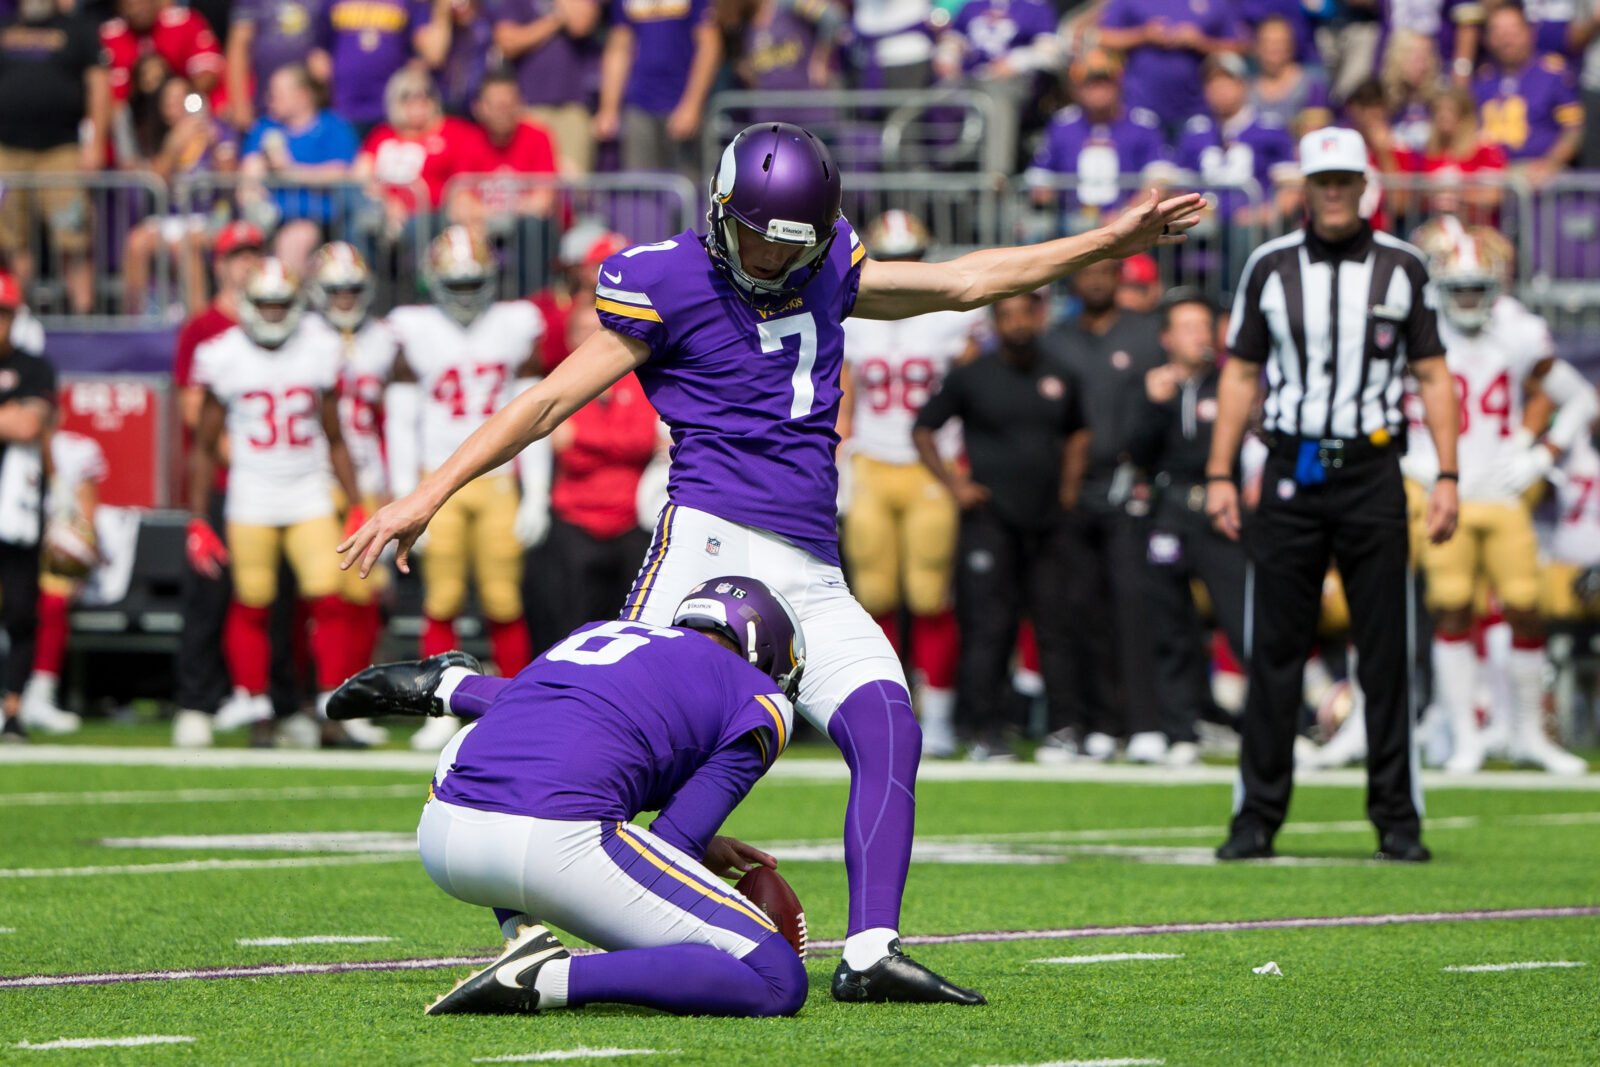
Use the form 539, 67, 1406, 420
18, 431, 108, 735
1406, 218, 1593, 774
838, 212, 986, 757
307, 243, 398, 710
384, 227, 545, 748
191, 259, 365, 742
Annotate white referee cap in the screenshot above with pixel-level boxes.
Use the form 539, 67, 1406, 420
1298, 127, 1368, 176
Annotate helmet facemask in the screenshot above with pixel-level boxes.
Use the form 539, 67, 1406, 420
240, 260, 305, 348
1436, 270, 1499, 333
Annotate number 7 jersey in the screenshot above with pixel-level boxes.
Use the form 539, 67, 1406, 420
594, 220, 866, 565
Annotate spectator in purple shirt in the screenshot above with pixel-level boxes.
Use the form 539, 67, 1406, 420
934, 0, 1061, 170
223, 0, 318, 132
1098, 0, 1244, 136
1176, 52, 1297, 224
492, 0, 602, 173
1247, 15, 1328, 128
1024, 49, 1170, 229
1378, 27, 1441, 152
1474, 2, 1584, 184
733, 0, 844, 92
595, 0, 722, 178
310, 0, 427, 133
1526, 0, 1583, 60
415, 0, 495, 116
1235, 0, 1310, 60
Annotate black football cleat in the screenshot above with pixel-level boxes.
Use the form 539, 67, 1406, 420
831, 940, 986, 1005
426, 923, 569, 1016
1215, 824, 1276, 861
326, 651, 482, 722
1375, 832, 1432, 863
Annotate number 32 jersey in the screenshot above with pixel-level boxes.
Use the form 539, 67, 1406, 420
595, 221, 865, 565
193, 320, 341, 526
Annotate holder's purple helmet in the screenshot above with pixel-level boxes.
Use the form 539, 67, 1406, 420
673, 575, 806, 701
706, 123, 842, 311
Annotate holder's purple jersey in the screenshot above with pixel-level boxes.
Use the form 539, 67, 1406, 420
594, 220, 867, 565
433, 620, 794, 825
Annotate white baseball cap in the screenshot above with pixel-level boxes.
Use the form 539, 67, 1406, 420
1298, 126, 1368, 176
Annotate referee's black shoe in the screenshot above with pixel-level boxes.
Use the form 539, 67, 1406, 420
1375, 832, 1431, 863
1216, 824, 1275, 860
326, 651, 483, 721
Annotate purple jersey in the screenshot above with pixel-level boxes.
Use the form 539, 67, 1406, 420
1526, 0, 1579, 57
614, 0, 713, 114
492, 0, 600, 106
1100, 0, 1241, 130
1176, 108, 1294, 218
742, 0, 842, 92
315, 0, 427, 124
434, 621, 793, 828
432, 3, 493, 113
949, 0, 1056, 72
595, 220, 865, 565
1024, 105, 1168, 213
1474, 55, 1583, 162
235, 0, 318, 105
1236, 0, 1310, 60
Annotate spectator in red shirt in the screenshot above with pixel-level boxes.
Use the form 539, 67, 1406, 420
524, 369, 662, 653
453, 70, 559, 224
171, 220, 262, 749
1396, 86, 1508, 226
529, 220, 626, 373
101, 0, 225, 108
354, 66, 485, 236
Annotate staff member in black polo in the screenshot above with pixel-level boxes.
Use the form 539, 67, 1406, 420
1204, 127, 1460, 862
914, 291, 1089, 760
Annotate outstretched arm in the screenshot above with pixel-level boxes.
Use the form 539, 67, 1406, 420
340, 328, 648, 576
850, 189, 1205, 320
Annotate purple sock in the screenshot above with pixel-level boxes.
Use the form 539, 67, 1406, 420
568, 937, 804, 1017
448, 675, 509, 721
826, 680, 920, 936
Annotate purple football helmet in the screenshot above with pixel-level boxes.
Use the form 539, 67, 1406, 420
673, 575, 806, 701
706, 122, 842, 311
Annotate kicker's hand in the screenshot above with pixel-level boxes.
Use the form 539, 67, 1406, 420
1103, 189, 1207, 259
338, 491, 438, 578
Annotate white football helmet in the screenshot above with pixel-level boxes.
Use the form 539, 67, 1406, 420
238, 257, 306, 348
426, 226, 495, 325
1414, 215, 1504, 333
306, 241, 373, 332
863, 210, 930, 261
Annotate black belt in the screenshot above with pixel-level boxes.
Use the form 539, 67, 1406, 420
1263, 433, 1397, 470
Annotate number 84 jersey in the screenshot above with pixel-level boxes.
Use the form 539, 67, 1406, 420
193, 320, 341, 526
594, 221, 865, 566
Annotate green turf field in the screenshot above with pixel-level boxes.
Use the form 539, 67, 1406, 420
2, 740, 1597, 1066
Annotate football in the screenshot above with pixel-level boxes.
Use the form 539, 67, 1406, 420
735, 865, 807, 959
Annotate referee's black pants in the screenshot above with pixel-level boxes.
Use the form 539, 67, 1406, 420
1142, 490, 1248, 743
1234, 453, 1421, 840
0, 539, 42, 697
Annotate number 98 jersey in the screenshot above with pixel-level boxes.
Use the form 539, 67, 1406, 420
594, 221, 865, 566
843, 308, 988, 465
193, 320, 341, 526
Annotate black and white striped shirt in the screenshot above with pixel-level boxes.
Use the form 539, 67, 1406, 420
1226, 224, 1444, 440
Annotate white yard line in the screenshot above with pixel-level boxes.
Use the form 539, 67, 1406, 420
1442, 960, 1588, 973
101, 832, 416, 853
235, 936, 394, 946
976, 1059, 1165, 1067
1034, 953, 1185, 964
0, 855, 411, 879
473, 1050, 677, 1063
5, 784, 420, 807
16, 1036, 195, 1050
2, 745, 1596, 790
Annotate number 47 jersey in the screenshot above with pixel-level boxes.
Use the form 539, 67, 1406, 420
594, 221, 865, 566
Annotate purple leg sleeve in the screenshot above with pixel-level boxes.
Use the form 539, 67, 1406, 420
448, 675, 509, 721
568, 937, 805, 1017
826, 680, 920, 936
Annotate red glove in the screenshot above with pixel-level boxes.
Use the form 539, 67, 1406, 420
343, 504, 368, 541
186, 518, 229, 578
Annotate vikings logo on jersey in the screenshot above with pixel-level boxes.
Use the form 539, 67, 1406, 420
593, 220, 867, 566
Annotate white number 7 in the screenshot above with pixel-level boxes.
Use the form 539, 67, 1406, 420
759, 313, 819, 419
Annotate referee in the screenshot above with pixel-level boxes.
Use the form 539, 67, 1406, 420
1204, 127, 1460, 862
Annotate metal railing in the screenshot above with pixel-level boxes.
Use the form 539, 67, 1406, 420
703, 88, 1008, 183
0, 170, 171, 327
